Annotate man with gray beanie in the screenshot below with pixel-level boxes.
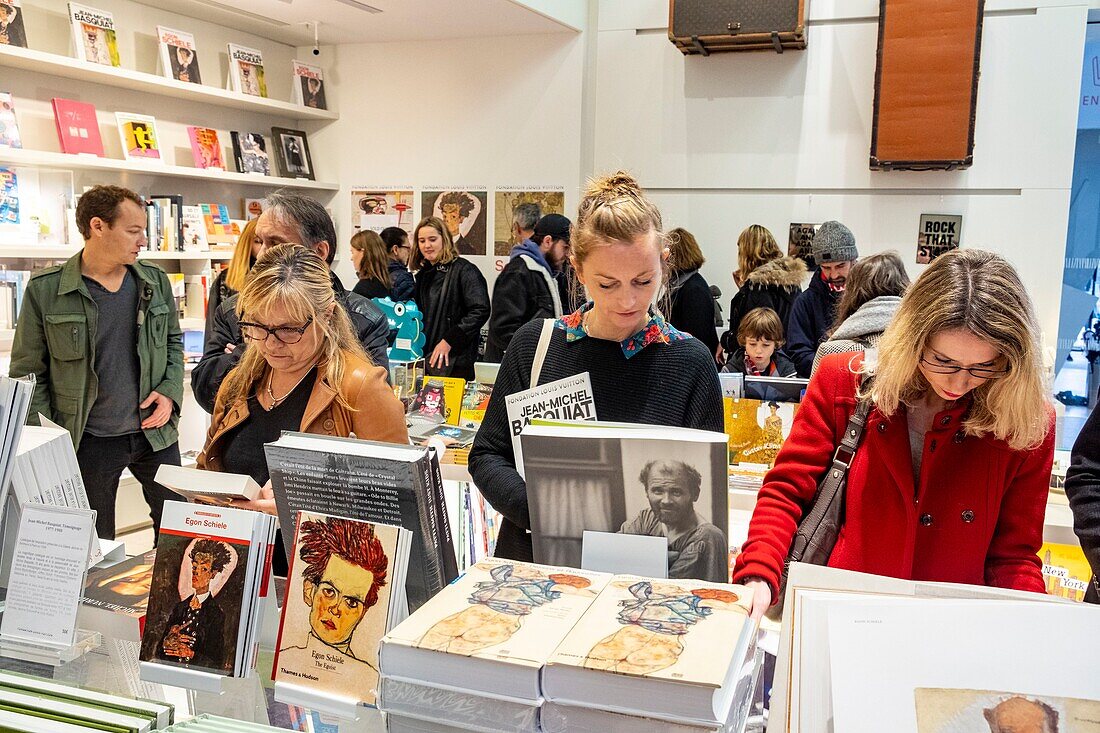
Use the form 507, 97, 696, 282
785, 220, 858, 376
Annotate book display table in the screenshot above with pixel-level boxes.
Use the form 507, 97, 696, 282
0, 628, 388, 732
0, 617, 775, 731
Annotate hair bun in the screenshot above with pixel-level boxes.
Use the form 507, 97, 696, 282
585, 171, 643, 204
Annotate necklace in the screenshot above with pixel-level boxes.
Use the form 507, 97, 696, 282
265, 365, 315, 409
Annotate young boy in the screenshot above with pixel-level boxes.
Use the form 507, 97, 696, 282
722, 307, 798, 377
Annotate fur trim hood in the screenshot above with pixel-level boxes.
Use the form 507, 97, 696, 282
743, 256, 807, 291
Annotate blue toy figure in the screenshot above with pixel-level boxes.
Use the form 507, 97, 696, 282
374, 296, 425, 361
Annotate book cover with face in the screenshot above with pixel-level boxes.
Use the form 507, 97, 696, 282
274, 512, 402, 706
384, 558, 610, 668
0, 1, 27, 48
548, 576, 751, 684
139, 504, 254, 675
523, 429, 730, 583
915, 688, 1100, 733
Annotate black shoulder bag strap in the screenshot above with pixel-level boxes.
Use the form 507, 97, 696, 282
774, 375, 874, 612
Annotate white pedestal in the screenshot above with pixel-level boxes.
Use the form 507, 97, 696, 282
139, 661, 228, 694
0, 629, 100, 666
274, 681, 363, 720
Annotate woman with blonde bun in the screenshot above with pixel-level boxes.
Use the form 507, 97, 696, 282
469, 172, 724, 563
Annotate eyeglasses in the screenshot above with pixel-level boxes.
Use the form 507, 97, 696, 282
919, 354, 1009, 380
239, 316, 314, 345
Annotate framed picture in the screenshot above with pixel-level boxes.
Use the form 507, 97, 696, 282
271, 126, 313, 180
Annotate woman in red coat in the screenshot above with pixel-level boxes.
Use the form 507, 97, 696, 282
733, 249, 1055, 617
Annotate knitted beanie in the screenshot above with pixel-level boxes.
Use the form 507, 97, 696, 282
812, 221, 858, 264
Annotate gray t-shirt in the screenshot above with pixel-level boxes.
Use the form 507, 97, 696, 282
82, 270, 142, 437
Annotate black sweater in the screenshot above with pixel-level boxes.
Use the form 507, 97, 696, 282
414, 258, 490, 381
669, 270, 719, 360
468, 318, 724, 561
1065, 406, 1100, 592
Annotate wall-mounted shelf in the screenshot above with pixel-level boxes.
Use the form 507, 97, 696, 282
140, 251, 234, 261
0, 44, 338, 121
0, 148, 338, 191
0, 244, 235, 260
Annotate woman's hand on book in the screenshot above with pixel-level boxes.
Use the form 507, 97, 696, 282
743, 578, 772, 620
227, 481, 277, 516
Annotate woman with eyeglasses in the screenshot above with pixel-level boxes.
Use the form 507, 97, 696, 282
350, 227, 415, 302
732, 249, 1055, 618
198, 244, 408, 571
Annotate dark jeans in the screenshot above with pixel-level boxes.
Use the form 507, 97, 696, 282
76, 432, 180, 540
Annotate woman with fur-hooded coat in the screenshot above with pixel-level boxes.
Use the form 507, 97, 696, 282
720, 255, 807, 356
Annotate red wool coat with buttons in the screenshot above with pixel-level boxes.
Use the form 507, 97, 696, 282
732, 353, 1054, 599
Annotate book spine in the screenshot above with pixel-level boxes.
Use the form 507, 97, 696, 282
428, 452, 458, 583
409, 457, 444, 606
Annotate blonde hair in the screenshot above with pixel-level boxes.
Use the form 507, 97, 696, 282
737, 307, 784, 347
219, 244, 368, 412
667, 227, 706, 271
350, 230, 390, 283
573, 171, 664, 265
736, 225, 782, 279
225, 218, 259, 293
871, 249, 1049, 450
410, 216, 457, 270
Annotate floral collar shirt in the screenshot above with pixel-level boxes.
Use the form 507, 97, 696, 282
554, 302, 691, 359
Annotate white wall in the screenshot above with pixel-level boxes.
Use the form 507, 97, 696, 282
593, 0, 1087, 351
307, 30, 587, 291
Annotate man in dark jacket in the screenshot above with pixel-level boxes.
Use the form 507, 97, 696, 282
1065, 408, 1100, 602
786, 221, 858, 377
192, 191, 390, 413
484, 214, 571, 362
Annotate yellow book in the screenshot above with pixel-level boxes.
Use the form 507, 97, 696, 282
1039, 541, 1092, 602
724, 396, 798, 467
438, 377, 466, 426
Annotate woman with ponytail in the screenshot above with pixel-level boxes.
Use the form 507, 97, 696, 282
469, 172, 724, 563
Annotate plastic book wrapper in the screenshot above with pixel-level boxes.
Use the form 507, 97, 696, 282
548, 575, 751, 687
915, 688, 1100, 733
384, 558, 610, 668
274, 511, 405, 707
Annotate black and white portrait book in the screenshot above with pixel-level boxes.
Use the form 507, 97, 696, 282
519, 421, 730, 583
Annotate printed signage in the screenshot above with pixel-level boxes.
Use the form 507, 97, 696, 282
788, 223, 819, 266
916, 213, 962, 264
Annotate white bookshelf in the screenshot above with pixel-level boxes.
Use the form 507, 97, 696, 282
0, 244, 235, 261
0, 148, 338, 191
0, 43, 337, 121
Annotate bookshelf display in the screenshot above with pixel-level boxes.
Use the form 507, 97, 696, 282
0, 3, 341, 500
0, 43, 338, 121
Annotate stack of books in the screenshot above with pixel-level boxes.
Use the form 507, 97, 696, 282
454, 483, 500, 572
378, 559, 760, 733
265, 433, 458, 614
541, 575, 759, 732
139, 501, 276, 679
7, 418, 113, 565
772, 563, 1090, 732
0, 669, 172, 732
0, 375, 33, 504
379, 559, 612, 732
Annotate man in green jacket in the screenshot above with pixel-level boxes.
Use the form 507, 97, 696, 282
10, 185, 183, 539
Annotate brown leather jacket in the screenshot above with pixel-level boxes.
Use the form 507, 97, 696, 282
198, 351, 408, 472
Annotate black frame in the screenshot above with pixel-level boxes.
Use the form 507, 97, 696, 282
271, 126, 315, 180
